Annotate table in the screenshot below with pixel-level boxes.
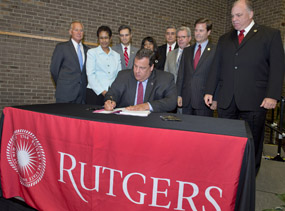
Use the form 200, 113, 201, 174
0, 103, 255, 211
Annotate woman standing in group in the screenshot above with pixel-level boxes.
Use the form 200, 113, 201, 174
86, 25, 121, 105
141, 37, 160, 69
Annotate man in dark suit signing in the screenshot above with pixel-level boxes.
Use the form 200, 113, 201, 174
177, 18, 216, 116
204, 0, 285, 174
50, 21, 89, 103
104, 48, 177, 112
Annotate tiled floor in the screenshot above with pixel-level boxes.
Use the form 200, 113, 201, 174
256, 144, 285, 211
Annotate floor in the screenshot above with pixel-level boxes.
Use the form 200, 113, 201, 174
256, 144, 285, 211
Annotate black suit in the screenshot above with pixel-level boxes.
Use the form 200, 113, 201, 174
205, 23, 285, 174
177, 42, 216, 116
156, 43, 178, 70
50, 40, 89, 103
105, 69, 177, 112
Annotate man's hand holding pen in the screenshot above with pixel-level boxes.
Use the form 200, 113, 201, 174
104, 96, 116, 111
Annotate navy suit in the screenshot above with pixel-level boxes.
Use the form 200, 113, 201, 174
50, 40, 89, 103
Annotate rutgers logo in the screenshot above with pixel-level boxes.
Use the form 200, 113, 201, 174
6, 129, 46, 187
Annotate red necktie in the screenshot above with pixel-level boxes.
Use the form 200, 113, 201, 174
238, 30, 245, 44
193, 44, 201, 70
169, 46, 172, 52
136, 82, 143, 105
124, 47, 129, 67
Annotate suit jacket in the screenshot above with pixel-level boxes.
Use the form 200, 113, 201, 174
176, 43, 216, 109
50, 40, 89, 103
156, 43, 178, 70
205, 24, 285, 111
164, 48, 179, 83
105, 69, 177, 112
112, 44, 139, 70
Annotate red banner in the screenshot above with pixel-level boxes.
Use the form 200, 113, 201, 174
1, 107, 247, 211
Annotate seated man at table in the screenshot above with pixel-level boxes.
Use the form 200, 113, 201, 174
104, 48, 177, 112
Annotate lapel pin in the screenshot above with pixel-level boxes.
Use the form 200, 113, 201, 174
151, 82, 154, 86
207, 48, 211, 51
254, 29, 257, 33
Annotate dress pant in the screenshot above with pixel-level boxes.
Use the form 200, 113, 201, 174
56, 87, 85, 104
218, 97, 267, 176
86, 88, 104, 106
182, 104, 213, 117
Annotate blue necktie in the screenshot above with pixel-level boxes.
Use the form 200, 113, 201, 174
77, 44, 83, 71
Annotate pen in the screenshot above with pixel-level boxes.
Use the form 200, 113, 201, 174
110, 96, 115, 109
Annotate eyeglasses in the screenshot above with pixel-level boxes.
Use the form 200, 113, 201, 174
177, 36, 189, 39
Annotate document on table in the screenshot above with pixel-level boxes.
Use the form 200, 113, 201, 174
93, 108, 151, 117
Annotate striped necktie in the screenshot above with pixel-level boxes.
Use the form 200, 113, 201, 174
124, 47, 129, 67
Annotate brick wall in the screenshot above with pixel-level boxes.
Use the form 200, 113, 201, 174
0, 0, 229, 114
0, 0, 284, 127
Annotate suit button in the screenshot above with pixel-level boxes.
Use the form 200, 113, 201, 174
234, 66, 238, 69
235, 53, 238, 56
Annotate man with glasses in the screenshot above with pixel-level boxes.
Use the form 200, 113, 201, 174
164, 26, 192, 83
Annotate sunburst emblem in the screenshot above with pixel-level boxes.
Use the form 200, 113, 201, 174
6, 129, 46, 187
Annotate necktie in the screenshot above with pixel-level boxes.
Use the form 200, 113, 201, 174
77, 44, 83, 71
176, 51, 182, 69
238, 30, 245, 44
124, 47, 129, 67
136, 82, 143, 105
193, 44, 201, 70
169, 46, 172, 52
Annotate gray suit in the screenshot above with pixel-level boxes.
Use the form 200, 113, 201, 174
50, 40, 89, 103
164, 48, 180, 83
105, 69, 177, 112
112, 44, 139, 70
177, 42, 216, 115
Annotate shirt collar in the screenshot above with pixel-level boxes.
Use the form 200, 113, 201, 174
196, 39, 208, 49
98, 45, 112, 55
239, 20, 255, 36
121, 43, 130, 50
71, 39, 82, 48
167, 42, 176, 49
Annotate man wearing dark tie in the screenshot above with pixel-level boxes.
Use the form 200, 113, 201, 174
104, 48, 177, 112
50, 21, 89, 103
204, 0, 285, 175
112, 25, 139, 70
176, 18, 216, 116
156, 26, 178, 71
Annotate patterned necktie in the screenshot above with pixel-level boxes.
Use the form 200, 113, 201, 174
193, 44, 201, 70
124, 47, 129, 67
176, 51, 182, 69
136, 82, 143, 105
77, 44, 83, 71
238, 30, 245, 44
